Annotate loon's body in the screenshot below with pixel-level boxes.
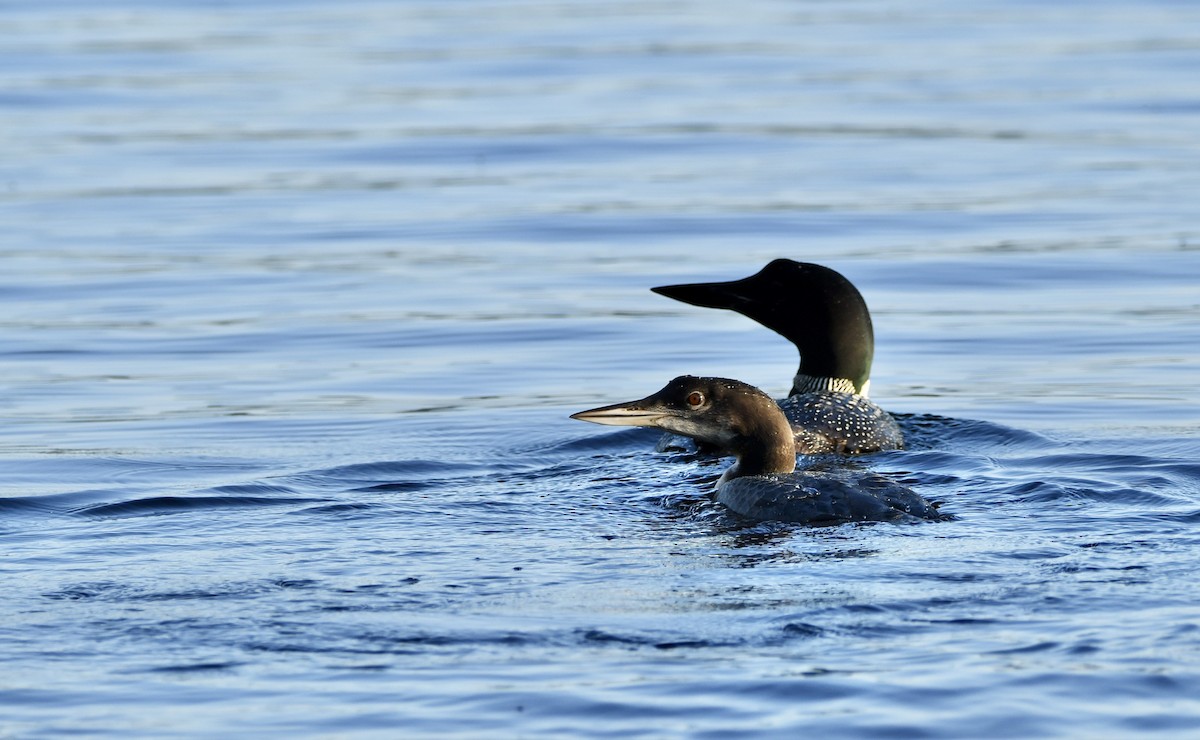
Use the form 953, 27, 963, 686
777, 392, 902, 455
571, 376, 942, 524
652, 260, 903, 455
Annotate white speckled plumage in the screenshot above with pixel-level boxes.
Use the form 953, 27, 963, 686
778, 390, 904, 454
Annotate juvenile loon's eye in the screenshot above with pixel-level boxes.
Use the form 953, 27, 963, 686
686, 391, 705, 407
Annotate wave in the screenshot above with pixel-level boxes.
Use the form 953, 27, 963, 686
74, 494, 329, 518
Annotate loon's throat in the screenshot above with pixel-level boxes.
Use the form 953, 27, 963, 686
791, 373, 867, 397
726, 409, 796, 479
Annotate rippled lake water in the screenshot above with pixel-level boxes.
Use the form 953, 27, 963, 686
3, 1, 1200, 737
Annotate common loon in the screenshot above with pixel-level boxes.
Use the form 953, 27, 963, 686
571, 376, 943, 524
652, 259, 903, 454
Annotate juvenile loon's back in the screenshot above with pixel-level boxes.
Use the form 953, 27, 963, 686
717, 468, 943, 524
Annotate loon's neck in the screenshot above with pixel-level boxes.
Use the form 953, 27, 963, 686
719, 398, 797, 484
791, 372, 869, 397
719, 445, 796, 486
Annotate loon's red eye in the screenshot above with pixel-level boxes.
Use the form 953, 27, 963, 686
686, 391, 705, 407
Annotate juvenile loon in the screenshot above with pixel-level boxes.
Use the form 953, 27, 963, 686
571, 376, 943, 524
652, 259, 903, 454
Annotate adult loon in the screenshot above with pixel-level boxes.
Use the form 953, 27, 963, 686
652, 259, 903, 454
571, 376, 943, 524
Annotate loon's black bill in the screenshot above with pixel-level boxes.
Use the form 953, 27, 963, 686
650, 280, 747, 311
570, 400, 665, 428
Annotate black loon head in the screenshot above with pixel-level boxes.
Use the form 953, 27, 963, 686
651, 260, 875, 396
570, 376, 796, 479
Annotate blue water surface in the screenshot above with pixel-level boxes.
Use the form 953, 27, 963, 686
3, 1, 1200, 737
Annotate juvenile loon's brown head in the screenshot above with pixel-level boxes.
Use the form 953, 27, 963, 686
571, 376, 796, 479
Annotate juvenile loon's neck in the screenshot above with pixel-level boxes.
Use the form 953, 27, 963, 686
718, 443, 796, 486
735, 443, 796, 478
791, 372, 868, 397
720, 399, 797, 483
